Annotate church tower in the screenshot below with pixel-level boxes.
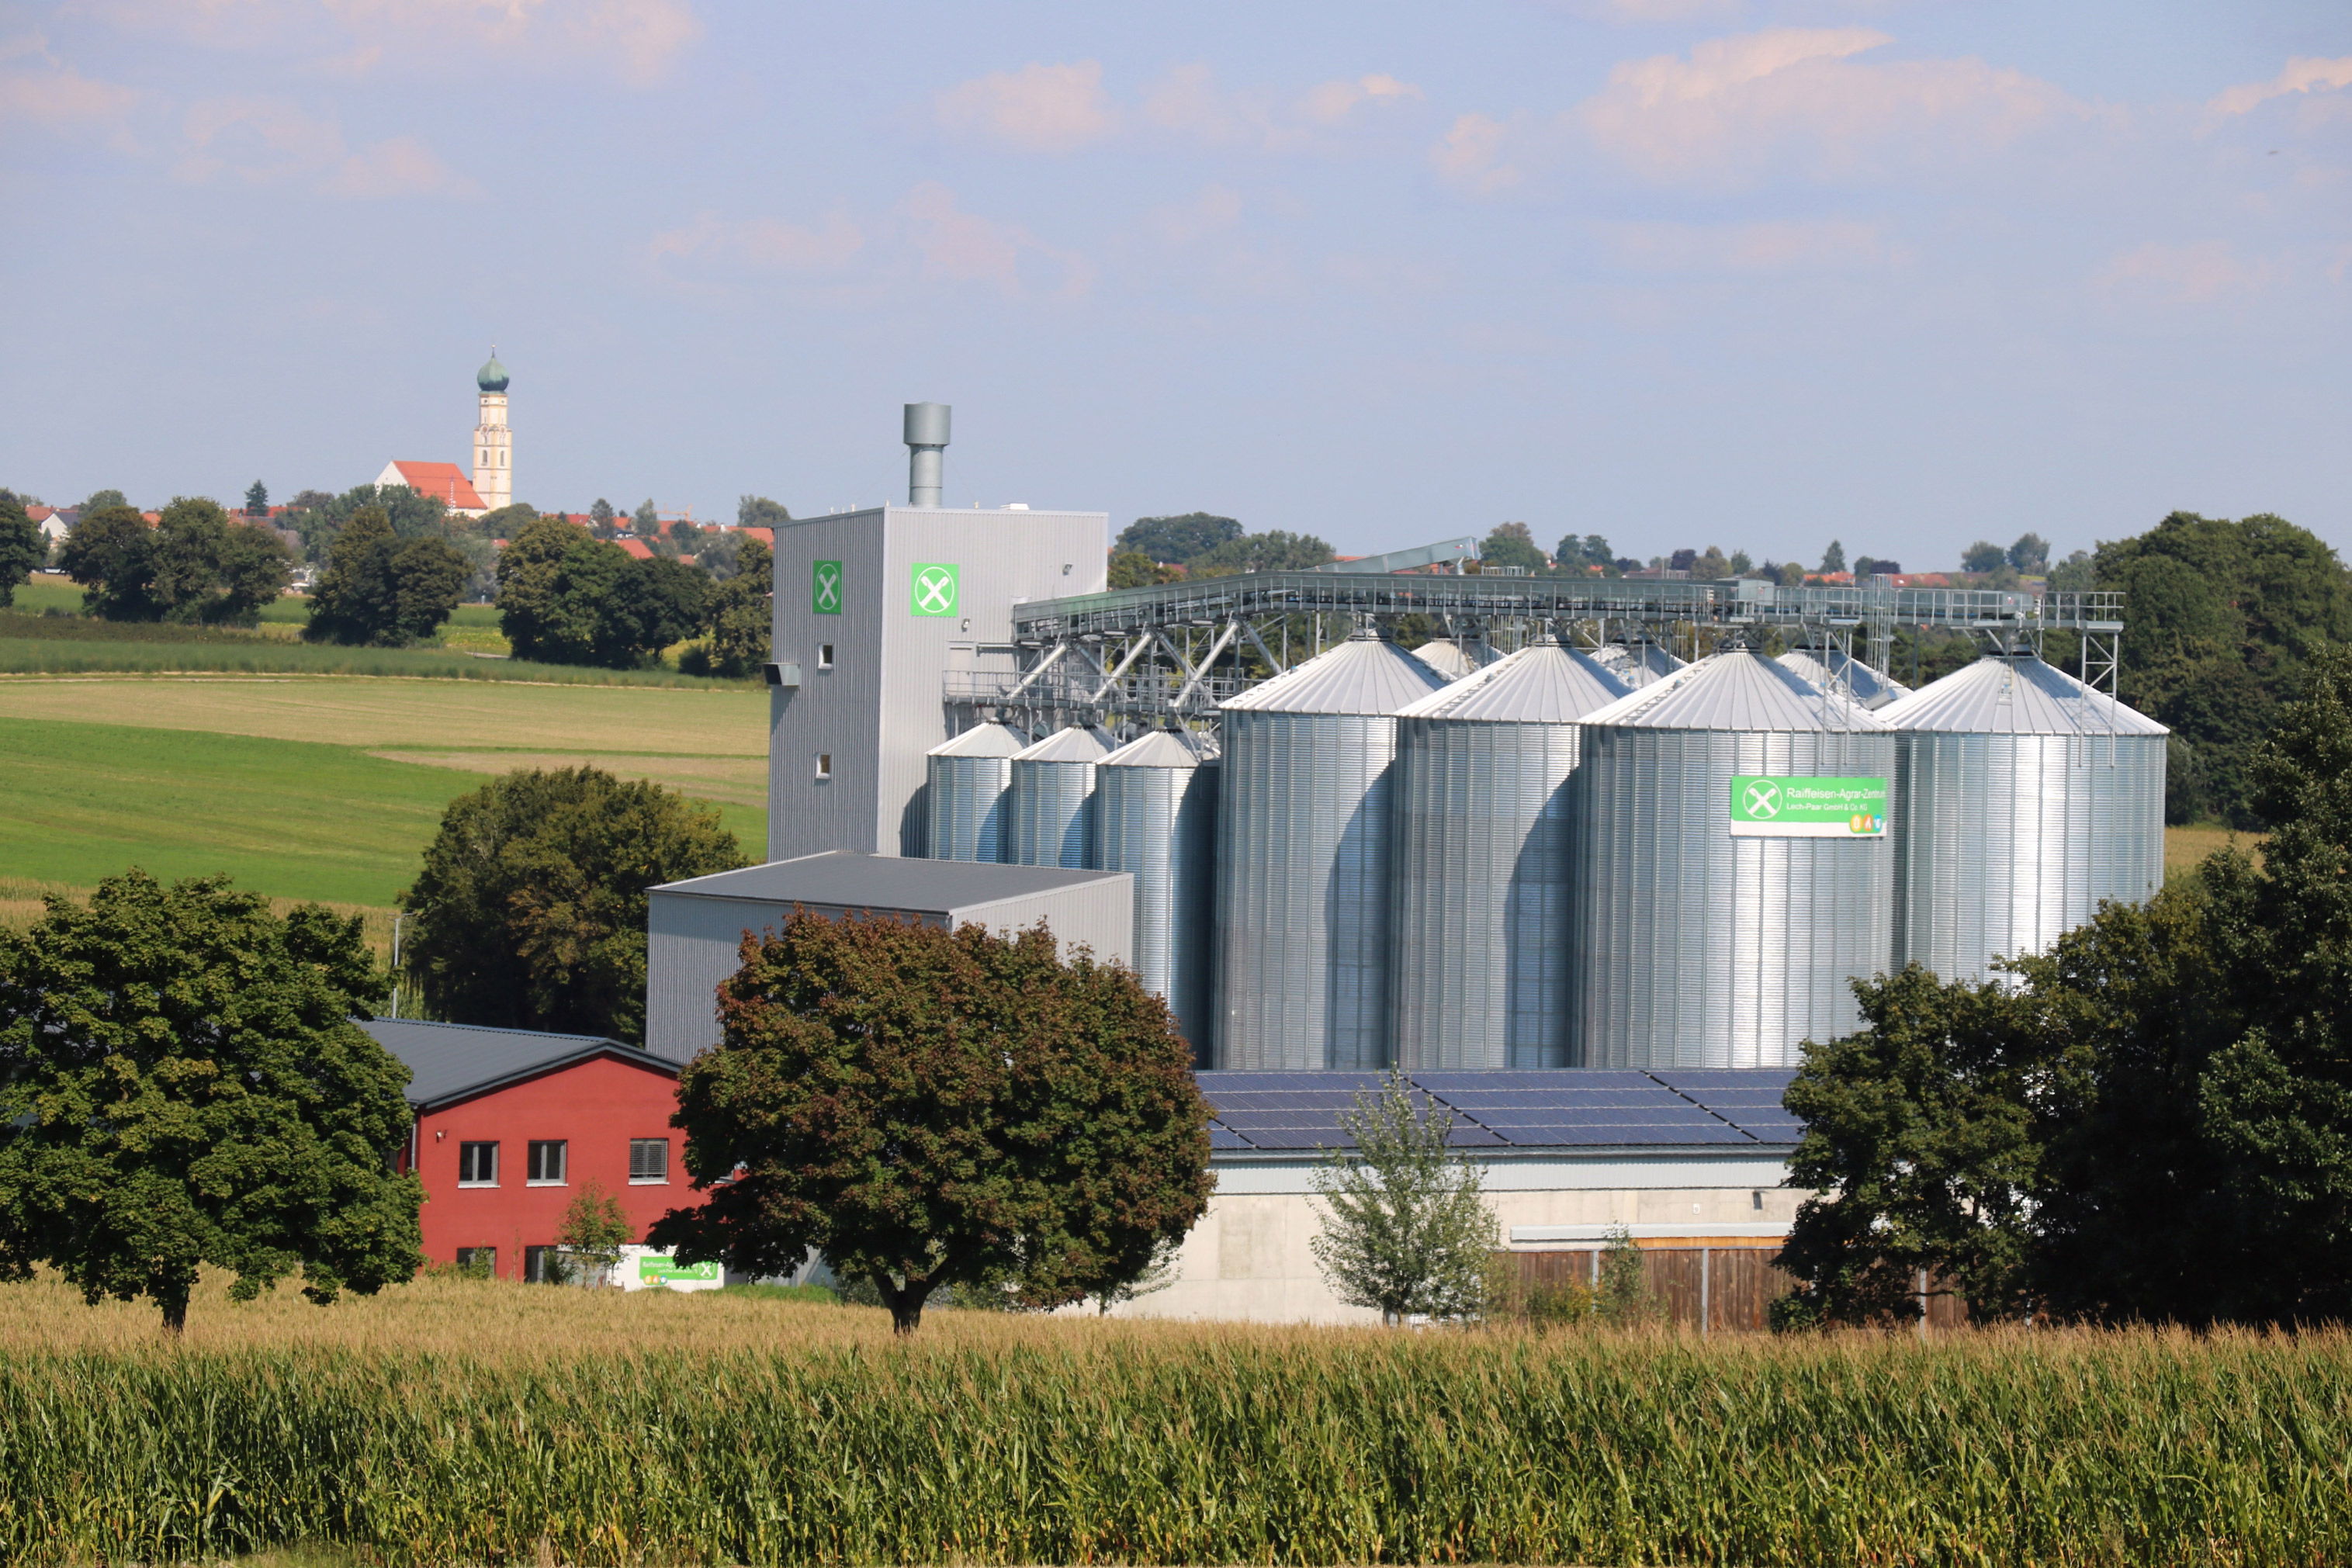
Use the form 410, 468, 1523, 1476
473, 350, 512, 511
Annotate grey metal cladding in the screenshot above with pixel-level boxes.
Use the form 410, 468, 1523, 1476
1593, 642, 1686, 689
1094, 730, 1219, 1055
1778, 648, 1912, 710
1008, 725, 1115, 869
925, 722, 1027, 862
1569, 651, 1896, 1071
1387, 645, 1633, 1072
1408, 639, 1482, 681
1213, 639, 1444, 1073
1885, 656, 2168, 983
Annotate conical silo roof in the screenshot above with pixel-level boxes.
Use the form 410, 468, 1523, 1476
928, 722, 1028, 758
1394, 639, 1632, 723
1011, 724, 1117, 762
1220, 633, 1446, 715
1595, 641, 1687, 688
1101, 728, 1218, 767
1880, 654, 2168, 736
1408, 639, 1481, 681
1778, 648, 1911, 710
1584, 648, 1891, 732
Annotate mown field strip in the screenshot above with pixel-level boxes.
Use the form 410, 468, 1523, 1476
0, 1270, 2345, 1567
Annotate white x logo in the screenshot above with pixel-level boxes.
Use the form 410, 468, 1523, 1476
1744, 780, 1780, 818
813, 562, 841, 611
914, 566, 957, 614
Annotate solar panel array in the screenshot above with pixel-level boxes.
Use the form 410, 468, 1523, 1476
1195, 1069, 1800, 1153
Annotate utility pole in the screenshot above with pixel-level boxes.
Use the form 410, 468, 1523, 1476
389, 913, 404, 1019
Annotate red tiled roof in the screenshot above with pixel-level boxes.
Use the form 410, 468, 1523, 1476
386, 462, 487, 513
736, 527, 773, 546
616, 538, 655, 560
26, 505, 54, 521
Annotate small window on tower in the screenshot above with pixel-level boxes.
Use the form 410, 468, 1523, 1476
818, 645, 835, 670
816, 753, 832, 781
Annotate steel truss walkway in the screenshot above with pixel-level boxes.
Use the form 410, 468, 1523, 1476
949, 569, 2125, 728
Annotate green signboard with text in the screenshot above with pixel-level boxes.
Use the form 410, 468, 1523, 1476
812, 559, 843, 614
911, 562, 960, 617
1728, 775, 1888, 838
636, 1255, 722, 1285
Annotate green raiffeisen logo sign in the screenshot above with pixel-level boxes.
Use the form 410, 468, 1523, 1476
911, 562, 960, 617
812, 559, 843, 614
1729, 775, 1889, 838
636, 1255, 721, 1284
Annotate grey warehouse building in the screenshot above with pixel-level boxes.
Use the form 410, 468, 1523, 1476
643, 850, 1132, 1061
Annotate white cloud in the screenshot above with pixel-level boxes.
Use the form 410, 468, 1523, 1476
320, 133, 479, 197
0, 35, 140, 144
936, 60, 1117, 152
649, 211, 865, 271
80, 0, 701, 86
1428, 112, 1520, 192
1602, 217, 1900, 271
1297, 72, 1422, 126
901, 182, 1093, 298
1575, 27, 2086, 184
2205, 56, 2352, 120
2097, 240, 2280, 306
176, 94, 475, 196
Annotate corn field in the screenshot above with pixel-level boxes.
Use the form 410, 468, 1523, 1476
1, 1276, 2348, 1565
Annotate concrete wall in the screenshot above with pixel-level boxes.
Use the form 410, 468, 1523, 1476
1111, 1153, 1805, 1324
768, 505, 1108, 862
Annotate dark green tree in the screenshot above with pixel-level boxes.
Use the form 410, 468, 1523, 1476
2008, 532, 2051, 573
473, 503, 540, 539
397, 767, 745, 1044
649, 910, 1213, 1333
303, 506, 470, 646
0, 871, 423, 1333
0, 490, 40, 607
77, 488, 129, 514
1117, 512, 1241, 562
1187, 529, 1334, 577
57, 499, 289, 624
1479, 522, 1547, 575
1308, 1069, 1498, 1324
632, 499, 660, 535
1819, 539, 1847, 574
1108, 549, 1177, 589
57, 506, 156, 616
244, 480, 269, 517
737, 495, 791, 529
1961, 540, 2007, 573
682, 538, 771, 678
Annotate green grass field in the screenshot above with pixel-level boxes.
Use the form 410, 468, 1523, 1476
0, 676, 769, 916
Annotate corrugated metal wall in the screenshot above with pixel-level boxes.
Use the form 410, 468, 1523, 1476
1095, 757, 1219, 1056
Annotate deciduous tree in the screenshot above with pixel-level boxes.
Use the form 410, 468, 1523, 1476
1309, 1070, 1498, 1324
649, 912, 1213, 1334
397, 767, 745, 1044
1186, 529, 1334, 577
1117, 512, 1239, 563
0, 490, 40, 606
0, 872, 422, 1332
303, 505, 470, 646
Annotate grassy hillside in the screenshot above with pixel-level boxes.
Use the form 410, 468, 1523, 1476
0, 677, 768, 917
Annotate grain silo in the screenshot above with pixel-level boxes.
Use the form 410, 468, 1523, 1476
1007, 723, 1116, 869
1093, 727, 1220, 1054
1409, 638, 1484, 682
924, 722, 1028, 861
1570, 648, 1896, 1070
1214, 632, 1446, 1071
1389, 638, 1633, 1070
1883, 653, 2167, 984
1778, 646, 1912, 711
1595, 640, 1686, 689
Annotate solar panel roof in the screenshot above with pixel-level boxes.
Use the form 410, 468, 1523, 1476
1196, 1068, 1801, 1152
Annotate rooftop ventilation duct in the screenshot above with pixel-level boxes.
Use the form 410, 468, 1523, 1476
904, 402, 951, 507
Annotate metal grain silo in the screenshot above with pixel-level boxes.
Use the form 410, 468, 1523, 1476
1883, 654, 2168, 984
1214, 633, 1447, 1071
1093, 728, 1220, 1056
1390, 639, 1633, 1071
1007, 723, 1116, 869
1594, 641, 1686, 689
1570, 649, 1896, 1071
1409, 638, 1484, 682
925, 722, 1027, 861
1778, 646, 1912, 711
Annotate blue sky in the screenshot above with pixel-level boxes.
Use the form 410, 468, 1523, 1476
2, 1, 2345, 569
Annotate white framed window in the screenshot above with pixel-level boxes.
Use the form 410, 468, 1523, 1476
527, 1140, 567, 1186
816, 753, 832, 781
818, 644, 835, 670
629, 1138, 670, 1184
458, 1141, 497, 1187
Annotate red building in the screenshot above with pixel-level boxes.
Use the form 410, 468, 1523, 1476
364, 1019, 701, 1282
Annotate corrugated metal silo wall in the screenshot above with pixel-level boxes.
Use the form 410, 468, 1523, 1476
1570, 727, 1896, 1069
1893, 731, 2166, 982
1093, 762, 1219, 1058
926, 753, 1013, 862
1009, 759, 1099, 869
1390, 717, 1580, 1069
1214, 710, 1398, 1071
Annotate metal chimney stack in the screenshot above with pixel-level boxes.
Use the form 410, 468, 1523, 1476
903, 402, 951, 507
